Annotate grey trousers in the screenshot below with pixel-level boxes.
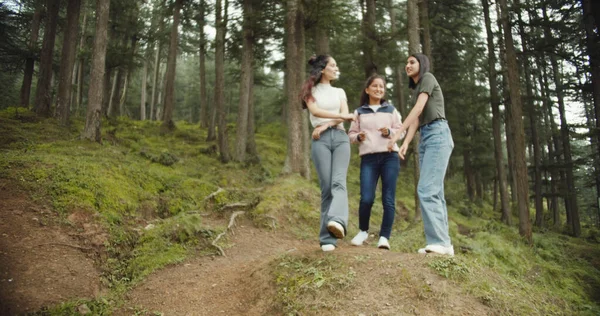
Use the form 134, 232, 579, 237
311, 128, 350, 246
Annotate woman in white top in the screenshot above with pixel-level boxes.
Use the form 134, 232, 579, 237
301, 55, 355, 252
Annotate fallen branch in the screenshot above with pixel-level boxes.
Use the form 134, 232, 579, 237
211, 211, 246, 256
220, 202, 254, 212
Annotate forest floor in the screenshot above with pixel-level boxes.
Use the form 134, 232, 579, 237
1, 178, 492, 316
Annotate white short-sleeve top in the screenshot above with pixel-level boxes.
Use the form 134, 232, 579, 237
309, 83, 347, 130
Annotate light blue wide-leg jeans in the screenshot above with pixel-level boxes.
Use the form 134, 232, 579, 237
311, 128, 350, 246
418, 120, 454, 246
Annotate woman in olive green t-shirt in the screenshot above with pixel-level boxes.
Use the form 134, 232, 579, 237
387, 53, 455, 256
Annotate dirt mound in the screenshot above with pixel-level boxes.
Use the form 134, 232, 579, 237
118, 220, 491, 315
0, 181, 103, 315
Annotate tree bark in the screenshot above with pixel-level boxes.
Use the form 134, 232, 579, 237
20, 1, 43, 108
419, 0, 432, 71
538, 61, 560, 228
82, 0, 110, 142
161, 0, 183, 130
235, 0, 254, 162
499, 0, 532, 243
55, 0, 82, 125
140, 58, 148, 120
74, 7, 88, 117
482, 0, 511, 224
543, 9, 580, 236
517, 4, 543, 227
215, 0, 230, 162
387, 0, 407, 117
362, 0, 377, 77
246, 71, 258, 160
407, 0, 421, 221
198, 0, 208, 128
582, 0, 600, 222
407, 0, 420, 55
34, 0, 60, 117
283, 0, 308, 177
313, 0, 330, 55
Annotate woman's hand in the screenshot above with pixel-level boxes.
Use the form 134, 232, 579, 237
357, 131, 366, 142
379, 127, 390, 137
398, 143, 409, 160
312, 124, 329, 140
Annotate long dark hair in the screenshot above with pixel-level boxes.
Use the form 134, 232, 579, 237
408, 53, 431, 89
359, 74, 387, 106
300, 55, 330, 109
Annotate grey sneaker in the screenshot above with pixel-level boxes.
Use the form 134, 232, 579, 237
327, 221, 345, 239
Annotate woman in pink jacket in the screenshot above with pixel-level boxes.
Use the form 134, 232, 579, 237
348, 74, 404, 250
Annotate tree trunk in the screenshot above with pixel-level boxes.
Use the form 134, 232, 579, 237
387, 0, 407, 117
543, 7, 580, 236
482, 0, 511, 224
518, 5, 544, 227
407, 0, 420, 55
215, 0, 230, 162
550, 57, 580, 235
235, 0, 254, 162
161, 0, 183, 130
246, 71, 258, 160
74, 7, 88, 117
198, 0, 208, 127
283, 0, 308, 177
55, 0, 82, 125
150, 44, 161, 121
314, 0, 330, 55
499, 0, 532, 243
140, 59, 148, 120
538, 62, 560, 228
34, 0, 60, 117
407, 0, 421, 221
82, 0, 110, 142
362, 0, 377, 77
496, 5, 518, 205
107, 70, 119, 117
419, 0, 432, 71
20, 1, 43, 108
582, 0, 600, 222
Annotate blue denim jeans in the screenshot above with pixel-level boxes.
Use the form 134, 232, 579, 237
358, 152, 400, 239
418, 120, 454, 246
311, 128, 350, 246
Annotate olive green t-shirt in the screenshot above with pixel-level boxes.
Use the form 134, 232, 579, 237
410, 72, 445, 126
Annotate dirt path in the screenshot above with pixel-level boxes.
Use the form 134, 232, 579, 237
119, 217, 491, 316
0, 180, 492, 315
0, 181, 103, 315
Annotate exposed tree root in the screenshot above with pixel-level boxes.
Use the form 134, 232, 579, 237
211, 211, 246, 256
203, 187, 225, 202
34, 242, 93, 251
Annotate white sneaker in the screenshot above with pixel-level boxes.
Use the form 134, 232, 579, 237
351, 231, 369, 246
327, 221, 345, 239
417, 244, 454, 256
377, 237, 390, 250
321, 244, 335, 252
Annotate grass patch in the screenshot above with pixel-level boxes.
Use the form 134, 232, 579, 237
272, 254, 356, 314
